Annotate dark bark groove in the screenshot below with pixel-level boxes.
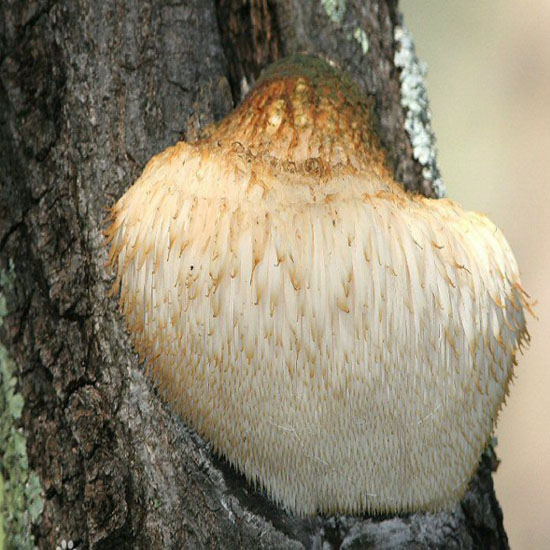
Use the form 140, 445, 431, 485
215, 0, 282, 103
0, 1, 508, 548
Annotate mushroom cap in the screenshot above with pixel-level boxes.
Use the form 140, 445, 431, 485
106, 55, 529, 515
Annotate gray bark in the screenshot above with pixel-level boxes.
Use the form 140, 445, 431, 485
0, 1, 508, 548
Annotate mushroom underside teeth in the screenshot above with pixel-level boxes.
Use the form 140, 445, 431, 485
105, 55, 528, 515
108, 182, 527, 515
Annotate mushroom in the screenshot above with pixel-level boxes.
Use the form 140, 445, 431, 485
105, 54, 530, 516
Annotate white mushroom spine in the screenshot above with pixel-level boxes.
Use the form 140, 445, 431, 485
105, 55, 530, 516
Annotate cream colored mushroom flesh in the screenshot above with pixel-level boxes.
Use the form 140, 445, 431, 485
106, 55, 529, 516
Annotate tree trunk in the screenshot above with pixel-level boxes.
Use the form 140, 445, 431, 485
0, 1, 509, 548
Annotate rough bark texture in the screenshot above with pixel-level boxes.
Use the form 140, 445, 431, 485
0, 1, 509, 549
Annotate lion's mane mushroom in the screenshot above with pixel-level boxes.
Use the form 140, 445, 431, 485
105, 54, 530, 516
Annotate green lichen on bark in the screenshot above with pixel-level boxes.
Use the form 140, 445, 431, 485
394, 25, 446, 198
320, 0, 370, 57
352, 28, 369, 54
0, 266, 44, 550
321, 0, 347, 25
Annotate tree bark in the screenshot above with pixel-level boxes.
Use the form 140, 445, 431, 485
0, 1, 509, 549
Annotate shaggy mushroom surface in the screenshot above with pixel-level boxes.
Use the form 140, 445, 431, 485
106, 55, 529, 516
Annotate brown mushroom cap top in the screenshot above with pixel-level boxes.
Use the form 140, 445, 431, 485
210, 54, 387, 173
105, 55, 530, 516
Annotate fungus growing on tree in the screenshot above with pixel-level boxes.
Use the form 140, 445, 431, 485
105, 55, 530, 516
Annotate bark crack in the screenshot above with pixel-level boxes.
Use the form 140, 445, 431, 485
214, 0, 282, 103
